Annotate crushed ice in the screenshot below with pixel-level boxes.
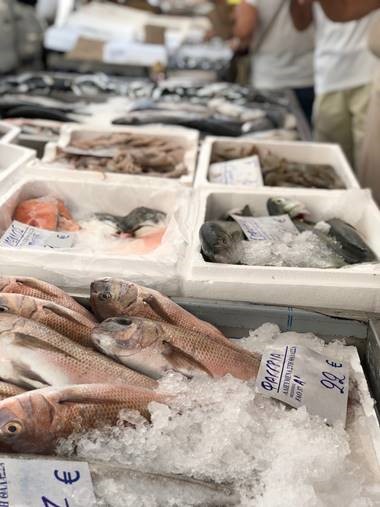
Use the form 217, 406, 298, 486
57, 325, 380, 506
238, 231, 346, 268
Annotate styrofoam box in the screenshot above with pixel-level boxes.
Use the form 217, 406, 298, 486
194, 136, 359, 190
0, 173, 191, 296
0, 143, 36, 190
0, 121, 20, 144
183, 188, 380, 313
42, 124, 200, 187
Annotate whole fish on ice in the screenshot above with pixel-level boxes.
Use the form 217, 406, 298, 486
90, 278, 229, 344
92, 316, 261, 381
0, 383, 166, 454
0, 314, 156, 389
0, 293, 95, 347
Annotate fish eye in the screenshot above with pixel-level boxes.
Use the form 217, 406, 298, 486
0, 305, 8, 312
4, 421, 22, 435
114, 317, 132, 326
99, 292, 112, 302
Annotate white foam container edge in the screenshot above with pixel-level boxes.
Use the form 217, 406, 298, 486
42, 123, 200, 187
0, 143, 36, 191
0, 172, 192, 296
194, 136, 360, 191
182, 187, 380, 313
0, 121, 21, 145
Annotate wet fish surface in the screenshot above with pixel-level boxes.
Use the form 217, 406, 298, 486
0, 380, 26, 401
0, 293, 95, 347
92, 316, 261, 381
0, 276, 95, 320
90, 278, 229, 343
0, 383, 166, 454
0, 314, 156, 390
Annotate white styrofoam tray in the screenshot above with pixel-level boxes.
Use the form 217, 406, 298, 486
0, 173, 191, 295
0, 121, 21, 144
182, 188, 380, 313
194, 137, 359, 191
42, 124, 200, 186
0, 143, 36, 190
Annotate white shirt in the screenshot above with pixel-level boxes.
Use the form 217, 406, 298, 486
313, 5, 376, 95
247, 0, 314, 90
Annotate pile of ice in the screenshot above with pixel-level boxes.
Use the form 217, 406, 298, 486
58, 324, 380, 507
238, 231, 346, 269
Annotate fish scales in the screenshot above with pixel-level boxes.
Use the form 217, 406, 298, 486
0, 276, 95, 321
0, 314, 156, 389
0, 293, 95, 347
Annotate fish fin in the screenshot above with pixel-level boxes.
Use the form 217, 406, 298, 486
16, 277, 57, 298
142, 294, 177, 325
42, 302, 90, 326
162, 341, 212, 376
12, 332, 75, 358
12, 364, 49, 389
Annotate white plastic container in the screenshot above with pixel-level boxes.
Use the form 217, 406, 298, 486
183, 188, 380, 312
43, 124, 199, 186
0, 121, 21, 144
0, 143, 36, 190
0, 173, 190, 296
195, 137, 359, 190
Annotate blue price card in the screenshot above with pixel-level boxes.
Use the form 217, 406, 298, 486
0, 458, 96, 507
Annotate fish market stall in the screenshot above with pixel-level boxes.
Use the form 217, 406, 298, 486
42, 124, 199, 186
0, 174, 190, 295
184, 188, 380, 312
195, 137, 358, 190
0, 277, 377, 505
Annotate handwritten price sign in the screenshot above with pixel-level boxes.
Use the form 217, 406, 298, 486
0, 458, 96, 507
256, 344, 349, 425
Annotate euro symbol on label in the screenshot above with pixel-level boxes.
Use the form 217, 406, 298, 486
54, 469, 80, 485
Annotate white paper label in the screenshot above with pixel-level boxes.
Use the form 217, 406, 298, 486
232, 214, 299, 241
0, 221, 75, 249
256, 343, 349, 425
0, 458, 96, 507
209, 156, 263, 187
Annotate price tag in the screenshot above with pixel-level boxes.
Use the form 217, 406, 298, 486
232, 214, 299, 241
255, 343, 349, 425
0, 221, 75, 249
208, 156, 263, 187
0, 458, 96, 506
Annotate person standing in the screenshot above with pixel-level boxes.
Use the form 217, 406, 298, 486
291, 1, 377, 171
232, 0, 315, 125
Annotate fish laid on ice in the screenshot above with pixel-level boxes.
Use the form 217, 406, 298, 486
0, 383, 166, 454
0, 380, 25, 401
267, 197, 376, 264
90, 278, 229, 344
13, 196, 80, 232
92, 317, 261, 381
96, 206, 167, 236
0, 293, 95, 347
0, 276, 95, 321
200, 220, 244, 264
0, 314, 156, 390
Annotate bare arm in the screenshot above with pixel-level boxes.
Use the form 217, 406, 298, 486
233, 1, 258, 42
290, 0, 313, 31
317, 0, 380, 22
